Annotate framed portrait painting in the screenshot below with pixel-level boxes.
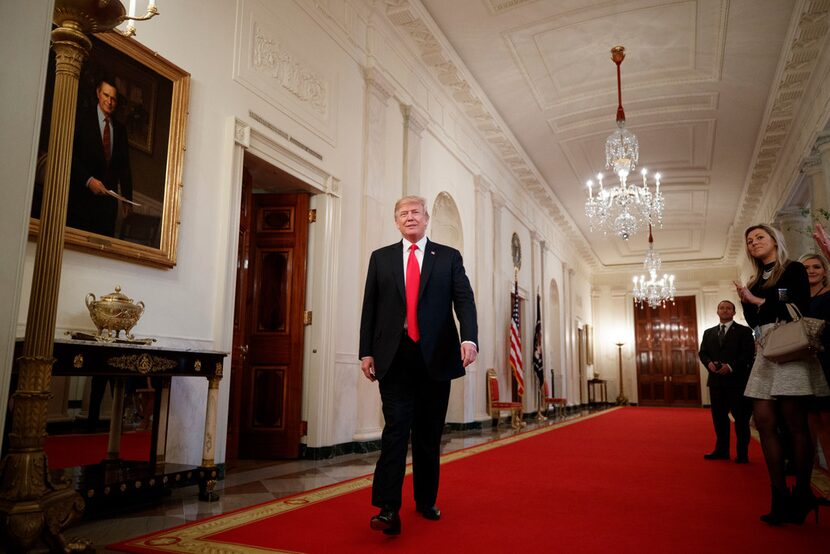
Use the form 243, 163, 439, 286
30, 31, 189, 268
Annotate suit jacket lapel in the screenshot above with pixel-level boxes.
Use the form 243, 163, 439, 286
90, 110, 107, 165
419, 239, 436, 298
391, 243, 406, 302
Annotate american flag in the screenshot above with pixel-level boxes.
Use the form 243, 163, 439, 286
509, 279, 525, 397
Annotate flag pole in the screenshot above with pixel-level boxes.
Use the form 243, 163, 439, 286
533, 284, 546, 421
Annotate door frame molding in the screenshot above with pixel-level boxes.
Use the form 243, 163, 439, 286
220, 116, 341, 453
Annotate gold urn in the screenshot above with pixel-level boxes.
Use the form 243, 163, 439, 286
85, 285, 145, 341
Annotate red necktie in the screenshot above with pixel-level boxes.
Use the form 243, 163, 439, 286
406, 244, 420, 342
103, 117, 112, 162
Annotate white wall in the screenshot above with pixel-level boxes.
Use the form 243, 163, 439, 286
5, 0, 594, 465
0, 0, 54, 449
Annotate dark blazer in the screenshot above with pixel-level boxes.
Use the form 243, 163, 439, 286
68, 108, 132, 236
698, 321, 755, 389
359, 239, 477, 381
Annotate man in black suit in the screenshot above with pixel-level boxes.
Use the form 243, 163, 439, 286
68, 76, 133, 237
359, 195, 478, 535
698, 300, 756, 463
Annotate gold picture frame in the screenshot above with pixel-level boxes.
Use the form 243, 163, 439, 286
30, 32, 189, 268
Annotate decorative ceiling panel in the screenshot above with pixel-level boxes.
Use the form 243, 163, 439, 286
614, 228, 702, 256
549, 92, 719, 134
559, 119, 716, 184
505, 0, 727, 110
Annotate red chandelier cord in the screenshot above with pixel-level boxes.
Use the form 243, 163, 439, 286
612, 46, 626, 124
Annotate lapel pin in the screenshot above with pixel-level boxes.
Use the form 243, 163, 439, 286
430, 250, 435, 255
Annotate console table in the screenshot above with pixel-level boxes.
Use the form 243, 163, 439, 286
12, 338, 227, 510
587, 378, 608, 405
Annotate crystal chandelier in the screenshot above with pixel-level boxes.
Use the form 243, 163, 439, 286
633, 226, 676, 309
585, 46, 664, 240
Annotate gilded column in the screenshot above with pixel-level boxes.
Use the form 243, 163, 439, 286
0, 22, 89, 551
1, 3, 156, 549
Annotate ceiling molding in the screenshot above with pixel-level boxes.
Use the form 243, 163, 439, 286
726, 0, 830, 262
503, 0, 728, 111
381, 0, 600, 268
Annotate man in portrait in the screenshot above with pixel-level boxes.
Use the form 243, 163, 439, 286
68, 76, 133, 237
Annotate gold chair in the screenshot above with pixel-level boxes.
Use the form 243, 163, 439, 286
486, 368, 523, 429
542, 369, 567, 418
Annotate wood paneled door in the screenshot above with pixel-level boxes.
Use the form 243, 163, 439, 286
229, 184, 309, 459
634, 296, 701, 406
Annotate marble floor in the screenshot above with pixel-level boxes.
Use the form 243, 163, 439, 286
63, 409, 589, 552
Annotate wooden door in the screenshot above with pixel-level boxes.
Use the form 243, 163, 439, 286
233, 192, 309, 458
634, 296, 701, 406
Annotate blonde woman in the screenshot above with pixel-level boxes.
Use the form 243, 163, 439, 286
735, 224, 829, 524
799, 252, 830, 507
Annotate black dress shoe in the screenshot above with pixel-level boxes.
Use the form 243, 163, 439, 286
370, 508, 401, 535
734, 456, 749, 464
703, 451, 729, 460
416, 504, 441, 520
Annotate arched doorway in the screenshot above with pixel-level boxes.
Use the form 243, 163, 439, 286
430, 192, 463, 251
548, 279, 564, 399
430, 192, 467, 423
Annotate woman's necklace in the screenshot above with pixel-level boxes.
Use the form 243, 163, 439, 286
761, 266, 773, 280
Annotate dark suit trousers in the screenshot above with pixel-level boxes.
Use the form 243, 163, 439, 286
709, 386, 752, 457
372, 334, 451, 511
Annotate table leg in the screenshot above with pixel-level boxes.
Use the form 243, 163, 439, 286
199, 375, 221, 501
106, 377, 125, 460
154, 378, 171, 465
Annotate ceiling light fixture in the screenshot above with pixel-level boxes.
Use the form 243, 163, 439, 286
633, 225, 676, 309
585, 46, 664, 240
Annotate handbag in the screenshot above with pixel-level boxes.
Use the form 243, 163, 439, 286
760, 303, 826, 364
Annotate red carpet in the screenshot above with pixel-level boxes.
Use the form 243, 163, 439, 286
45, 431, 151, 469
111, 408, 827, 553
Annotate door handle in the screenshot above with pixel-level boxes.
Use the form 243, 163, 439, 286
239, 344, 249, 359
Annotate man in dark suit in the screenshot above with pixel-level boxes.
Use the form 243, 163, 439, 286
68, 76, 132, 237
359, 195, 478, 535
698, 300, 756, 463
